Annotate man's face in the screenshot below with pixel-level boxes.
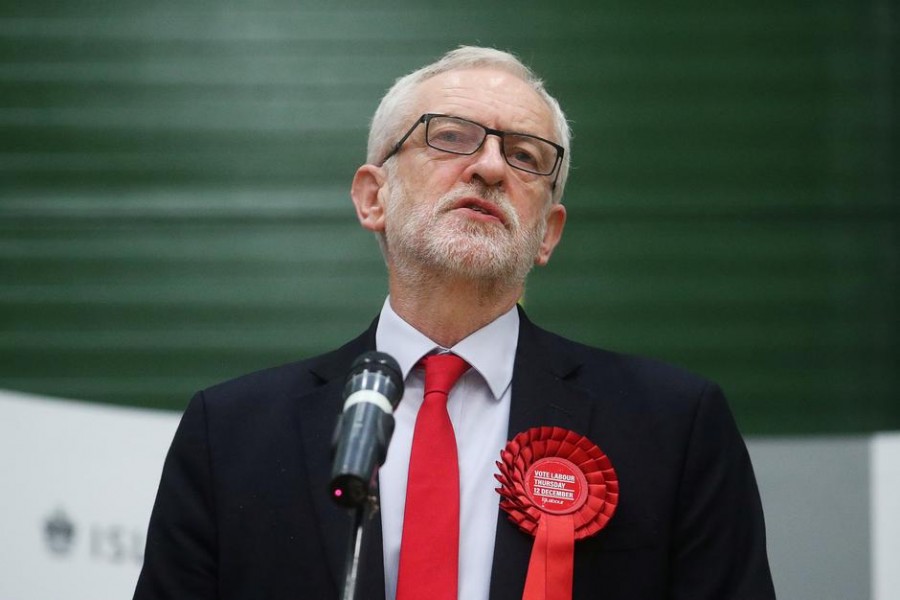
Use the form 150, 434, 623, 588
379, 68, 566, 284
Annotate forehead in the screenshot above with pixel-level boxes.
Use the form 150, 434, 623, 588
412, 67, 556, 140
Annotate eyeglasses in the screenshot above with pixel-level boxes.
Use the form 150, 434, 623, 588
380, 113, 565, 188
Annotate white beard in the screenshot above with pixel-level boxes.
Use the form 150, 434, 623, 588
383, 176, 548, 286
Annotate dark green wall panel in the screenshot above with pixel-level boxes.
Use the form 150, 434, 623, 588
1, 1, 896, 434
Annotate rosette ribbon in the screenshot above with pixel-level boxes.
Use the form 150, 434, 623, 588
495, 427, 618, 600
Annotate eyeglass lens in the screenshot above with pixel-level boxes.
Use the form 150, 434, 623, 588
426, 116, 558, 176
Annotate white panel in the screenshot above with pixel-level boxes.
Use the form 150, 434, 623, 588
872, 432, 900, 600
748, 436, 871, 600
0, 390, 179, 600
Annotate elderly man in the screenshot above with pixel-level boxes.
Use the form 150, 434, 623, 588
135, 47, 775, 600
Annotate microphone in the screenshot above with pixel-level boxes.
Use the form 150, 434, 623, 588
330, 351, 404, 508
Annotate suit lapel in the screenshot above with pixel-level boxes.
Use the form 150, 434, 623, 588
293, 321, 386, 600
489, 309, 595, 600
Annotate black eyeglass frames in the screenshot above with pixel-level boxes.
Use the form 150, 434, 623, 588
379, 113, 564, 188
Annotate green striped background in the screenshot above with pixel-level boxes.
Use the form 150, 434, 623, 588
1, 1, 896, 434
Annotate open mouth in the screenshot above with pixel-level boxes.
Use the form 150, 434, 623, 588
453, 197, 507, 225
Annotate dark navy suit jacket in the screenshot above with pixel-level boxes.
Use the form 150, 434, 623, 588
135, 309, 775, 599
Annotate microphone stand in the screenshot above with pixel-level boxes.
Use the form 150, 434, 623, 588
339, 483, 379, 600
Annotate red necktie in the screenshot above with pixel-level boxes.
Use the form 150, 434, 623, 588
396, 353, 470, 600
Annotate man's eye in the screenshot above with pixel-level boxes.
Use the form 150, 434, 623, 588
431, 127, 478, 147
433, 130, 463, 143
506, 141, 542, 169
511, 149, 538, 166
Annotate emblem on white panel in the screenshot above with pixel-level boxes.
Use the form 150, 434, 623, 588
44, 508, 76, 556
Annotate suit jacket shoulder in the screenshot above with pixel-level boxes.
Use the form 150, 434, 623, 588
520, 311, 714, 403
135, 323, 378, 600
201, 322, 376, 413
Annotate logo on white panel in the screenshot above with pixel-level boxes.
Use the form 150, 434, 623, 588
44, 508, 76, 555
42, 507, 145, 564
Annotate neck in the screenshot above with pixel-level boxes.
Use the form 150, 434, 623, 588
387, 267, 523, 348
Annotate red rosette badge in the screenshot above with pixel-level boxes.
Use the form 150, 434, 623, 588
495, 426, 618, 600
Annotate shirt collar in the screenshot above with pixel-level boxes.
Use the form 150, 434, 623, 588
375, 297, 519, 400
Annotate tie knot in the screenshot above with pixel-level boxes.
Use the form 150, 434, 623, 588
420, 353, 470, 397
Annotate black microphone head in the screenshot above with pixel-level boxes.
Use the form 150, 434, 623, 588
350, 351, 402, 386
345, 351, 404, 408
331, 350, 404, 508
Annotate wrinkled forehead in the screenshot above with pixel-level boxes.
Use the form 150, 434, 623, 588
410, 67, 558, 142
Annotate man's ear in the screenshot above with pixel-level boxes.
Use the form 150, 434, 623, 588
535, 203, 567, 266
350, 164, 388, 233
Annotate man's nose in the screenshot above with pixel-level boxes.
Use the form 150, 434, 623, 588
463, 135, 507, 188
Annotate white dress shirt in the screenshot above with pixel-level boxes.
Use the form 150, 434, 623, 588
376, 298, 518, 600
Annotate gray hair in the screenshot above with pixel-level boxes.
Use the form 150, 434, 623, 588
366, 46, 571, 203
